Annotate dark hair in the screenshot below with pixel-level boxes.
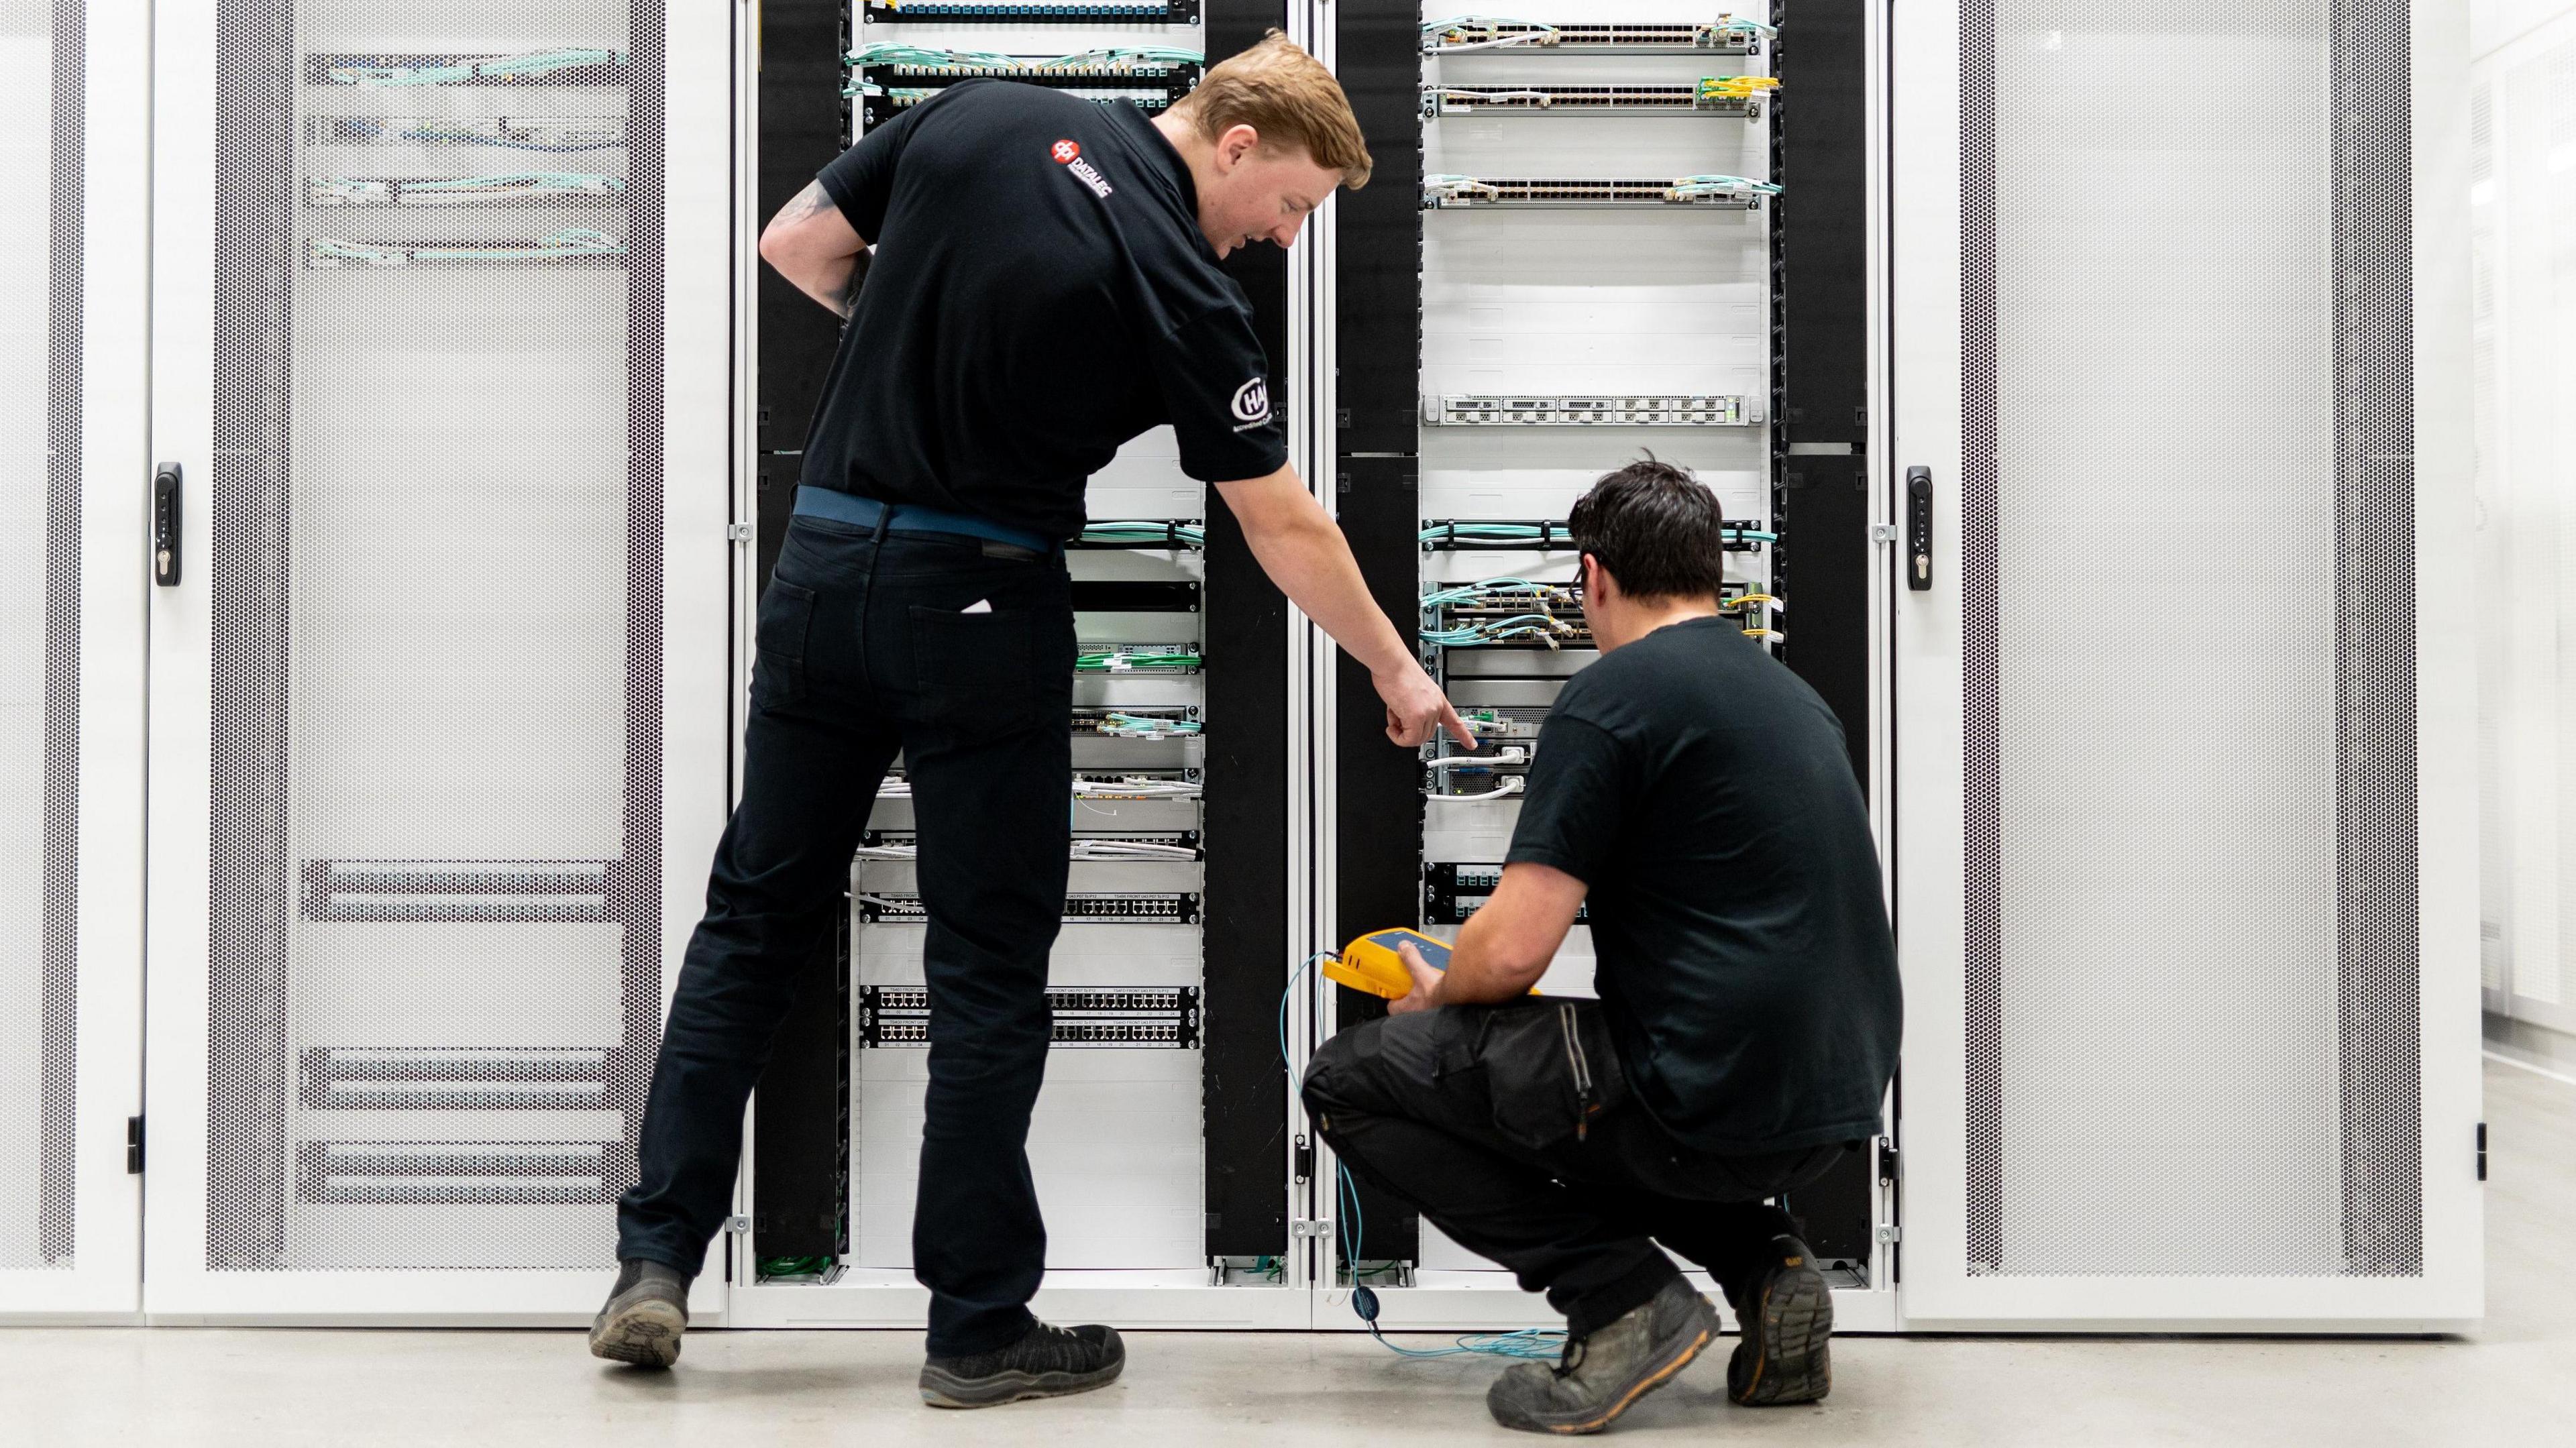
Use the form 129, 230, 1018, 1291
1567, 455, 1731, 600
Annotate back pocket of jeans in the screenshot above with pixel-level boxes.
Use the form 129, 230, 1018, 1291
753, 579, 817, 705
909, 604, 1057, 733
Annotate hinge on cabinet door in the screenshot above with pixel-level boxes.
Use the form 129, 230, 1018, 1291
2476, 1122, 2487, 1182
1293, 1134, 1313, 1183
1870, 523, 1899, 543
126, 1116, 144, 1174
724, 1214, 751, 1235
725, 522, 753, 543
1876, 1225, 1900, 1243
1290, 1221, 1333, 1241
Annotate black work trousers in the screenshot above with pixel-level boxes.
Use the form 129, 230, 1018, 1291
1303, 1000, 1851, 1338
618, 515, 1077, 1355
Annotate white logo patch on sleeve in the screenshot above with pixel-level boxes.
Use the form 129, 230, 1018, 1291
1230, 376, 1272, 429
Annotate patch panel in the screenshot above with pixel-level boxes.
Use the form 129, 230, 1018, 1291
1071, 518, 1206, 551
1418, 519, 1772, 553
308, 49, 623, 87
1421, 394, 1764, 427
307, 173, 625, 207
855, 892, 1200, 924
1071, 579, 1202, 612
1424, 863, 1589, 925
302, 115, 628, 151
861, 986, 1201, 1048
1075, 644, 1203, 673
297, 1141, 624, 1206
305, 229, 627, 268
1422, 175, 1778, 210
857, 0, 1203, 23
1423, 78, 1775, 119
1072, 705, 1201, 738
847, 48, 1202, 125
1419, 17, 1772, 56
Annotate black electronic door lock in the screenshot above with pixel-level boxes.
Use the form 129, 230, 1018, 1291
1904, 465, 1933, 590
152, 463, 181, 586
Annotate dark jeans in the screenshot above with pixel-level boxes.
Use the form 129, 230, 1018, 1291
1303, 1000, 1852, 1338
617, 515, 1077, 1355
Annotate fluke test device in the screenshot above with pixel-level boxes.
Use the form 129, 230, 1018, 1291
1326, 928, 1454, 999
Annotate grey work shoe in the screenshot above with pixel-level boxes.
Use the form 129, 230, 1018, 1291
919, 1320, 1126, 1408
588, 1258, 690, 1369
1486, 1276, 1719, 1435
1726, 1234, 1833, 1406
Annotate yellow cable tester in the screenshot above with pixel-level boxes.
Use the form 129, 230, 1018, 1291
1325, 928, 1453, 999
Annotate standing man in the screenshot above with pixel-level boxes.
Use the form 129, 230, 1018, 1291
590, 34, 1470, 1407
1303, 460, 1902, 1435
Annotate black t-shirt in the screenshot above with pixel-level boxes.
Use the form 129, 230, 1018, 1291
803, 82, 1288, 540
1505, 617, 1902, 1155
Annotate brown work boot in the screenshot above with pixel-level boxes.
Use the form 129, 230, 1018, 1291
1485, 1276, 1719, 1435
588, 1258, 689, 1369
1726, 1233, 1833, 1406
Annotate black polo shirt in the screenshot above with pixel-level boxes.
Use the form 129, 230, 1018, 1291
1505, 618, 1903, 1155
803, 81, 1288, 541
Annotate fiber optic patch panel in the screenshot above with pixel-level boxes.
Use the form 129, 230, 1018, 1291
307, 49, 623, 87
1071, 519, 1207, 550
857, 0, 1202, 23
307, 173, 625, 207
302, 115, 629, 151
306, 230, 627, 268
1072, 705, 1201, 737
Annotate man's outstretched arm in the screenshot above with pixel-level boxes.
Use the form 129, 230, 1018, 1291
758, 180, 869, 319
1216, 465, 1474, 748
1387, 862, 1587, 1014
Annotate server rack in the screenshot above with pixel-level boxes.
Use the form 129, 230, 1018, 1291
735, 0, 1310, 1328
1316, 0, 1896, 1333
0, 0, 153, 1318
1887, 0, 2481, 1329
142, 0, 733, 1318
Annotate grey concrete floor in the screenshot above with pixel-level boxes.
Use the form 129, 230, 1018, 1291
6, 1060, 2570, 1447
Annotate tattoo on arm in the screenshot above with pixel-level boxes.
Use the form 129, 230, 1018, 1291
783, 179, 835, 225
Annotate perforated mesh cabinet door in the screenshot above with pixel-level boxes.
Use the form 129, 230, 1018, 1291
1889, 0, 2482, 1327
146, 0, 731, 1315
0, 0, 150, 1319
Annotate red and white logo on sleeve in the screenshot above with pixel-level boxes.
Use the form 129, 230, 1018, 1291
1051, 139, 1081, 164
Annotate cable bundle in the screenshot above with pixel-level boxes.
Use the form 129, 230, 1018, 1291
324, 48, 618, 87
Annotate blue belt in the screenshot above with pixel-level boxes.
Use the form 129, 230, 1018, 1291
793, 486, 1055, 554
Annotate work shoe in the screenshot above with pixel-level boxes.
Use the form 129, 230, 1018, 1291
1725, 1234, 1833, 1406
1486, 1276, 1719, 1435
588, 1258, 690, 1369
919, 1320, 1126, 1408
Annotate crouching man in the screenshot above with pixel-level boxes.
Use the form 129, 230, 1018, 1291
1302, 459, 1902, 1435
